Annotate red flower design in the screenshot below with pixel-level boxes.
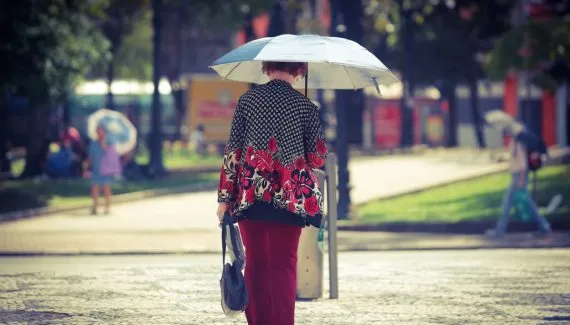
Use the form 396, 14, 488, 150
240, 164, 255, 190
287, 202, 297, 213
224, 181, 235, 193
268, 137, 278, 154
291, 169, 315, 199
245, 188, 255, 203
307, 153, 324, 168
295, 157, 306, 170
263, 191, 272, 202
246, 146, 255, 163
316, 138, 327, 155
235, 148, 242, 161
252, 150, 273, 172
304, 196, 319, 216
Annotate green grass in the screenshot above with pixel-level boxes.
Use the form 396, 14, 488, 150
356, 165, 570, 224
0, 172, 218, 216
135, 148, 221, 170
135, 151, 221, 170
7, 144, 222, 179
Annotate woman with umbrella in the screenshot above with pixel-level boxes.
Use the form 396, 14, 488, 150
85, 125, 121, 215
484, 111, 552, 237
85, 109, 137, 215
215, 61, 328, 325
212, 34, 399, 324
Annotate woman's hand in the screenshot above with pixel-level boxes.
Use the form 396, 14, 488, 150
217, 203, 230, 225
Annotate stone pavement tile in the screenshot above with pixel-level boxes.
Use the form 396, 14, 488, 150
0, 249, 569, 324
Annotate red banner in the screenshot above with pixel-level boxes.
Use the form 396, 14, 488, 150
373, 99, 402, 149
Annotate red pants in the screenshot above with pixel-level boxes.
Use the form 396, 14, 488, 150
238, 219, 302, 325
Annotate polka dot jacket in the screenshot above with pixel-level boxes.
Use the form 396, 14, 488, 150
217, 79, 328, 227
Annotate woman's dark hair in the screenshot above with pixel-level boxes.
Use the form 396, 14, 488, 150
262, 61, 307, 77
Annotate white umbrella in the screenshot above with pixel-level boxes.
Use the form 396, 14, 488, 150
210, 34, 399, 93
484, 110, 525, 135
87, 108, 137, 155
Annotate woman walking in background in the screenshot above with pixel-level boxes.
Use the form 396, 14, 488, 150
216, 61, 328, 325
86, 125, 121, 215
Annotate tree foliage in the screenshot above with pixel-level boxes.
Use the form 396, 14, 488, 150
486, 17, 570, 90
0, 0, 110, 177
0, 0, 109, 104
93, 0, 151, 81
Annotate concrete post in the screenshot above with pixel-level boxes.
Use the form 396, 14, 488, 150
296, 154, 339, 300
296, 169, 326, 300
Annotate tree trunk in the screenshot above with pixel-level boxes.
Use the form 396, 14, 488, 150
170, 84, 185, 141
330, 0, 351, 219
0, 97, 10, 175
106, 57, 115, 110
468, 78, 486, 148
21, 104, 51, 178
149, 0, 165, 175
442, 80, 458, 147
341, 0, 364, 145
169, 10, 184, 141
399, 5, 415, 148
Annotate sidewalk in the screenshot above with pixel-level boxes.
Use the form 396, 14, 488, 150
1, 250, 568, 324
0, 150, 568, 255
1, 228, 568, 255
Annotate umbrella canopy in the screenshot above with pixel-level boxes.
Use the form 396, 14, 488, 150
210, 34, 399, 92
87, 108, 137, 155
484, 110, 525, 135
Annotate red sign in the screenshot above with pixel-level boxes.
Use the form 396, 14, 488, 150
368, 97, 447, 149
373, 99, 401, 149
197, 100, 238, 119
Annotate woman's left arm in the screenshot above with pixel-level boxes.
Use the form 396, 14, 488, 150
304, 104, 328, 169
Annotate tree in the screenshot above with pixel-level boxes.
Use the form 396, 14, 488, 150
365, 0, 514, 147
147, 0, 273, 173
100, 0, 150, 110
486, 17, 570, 90
0, 0, 109, 177
149, 0, 164, 174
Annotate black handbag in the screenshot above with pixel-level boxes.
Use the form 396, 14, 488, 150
220, 214, 248, 316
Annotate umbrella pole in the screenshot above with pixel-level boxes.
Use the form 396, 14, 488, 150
305, 70, 308, 97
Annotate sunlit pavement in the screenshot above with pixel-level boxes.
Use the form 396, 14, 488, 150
0, 155, 510, 255
1, 249, 569, 324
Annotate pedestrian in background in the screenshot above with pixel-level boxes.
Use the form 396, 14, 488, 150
216, 61, 328, 325
85, 125, 121, 215
190, 124, 206, 156
487, 125, 552, 238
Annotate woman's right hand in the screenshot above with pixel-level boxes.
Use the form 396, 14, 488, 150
217, 203, 230, 225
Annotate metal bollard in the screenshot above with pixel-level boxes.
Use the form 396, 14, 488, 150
296, 169, 326, 300
296, 154, 339, 300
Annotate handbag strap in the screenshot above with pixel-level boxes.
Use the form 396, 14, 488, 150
221, 213, 242, 267
221, 214, 228, 267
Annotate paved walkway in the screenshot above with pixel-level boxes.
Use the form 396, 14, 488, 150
1, 151, 568, 255
1, 249, 569, 324
0, 153, 514, 254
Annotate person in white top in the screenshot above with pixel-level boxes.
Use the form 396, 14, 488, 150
487, 125, 552, 238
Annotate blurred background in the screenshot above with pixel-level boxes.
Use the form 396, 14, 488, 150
0, 0, 568, 229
